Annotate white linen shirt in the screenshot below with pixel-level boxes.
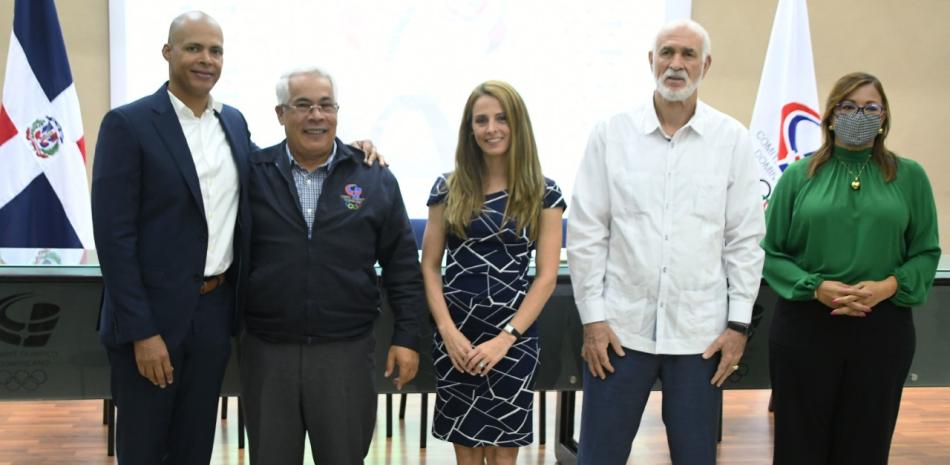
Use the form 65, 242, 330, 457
168, 91, 239, 277
567, 100, 765, 355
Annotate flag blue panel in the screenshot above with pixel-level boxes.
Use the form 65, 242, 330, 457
12, 0, 73, 101
0, 173, 82, 248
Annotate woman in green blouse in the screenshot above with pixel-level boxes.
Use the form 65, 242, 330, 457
762, 72, 940, 465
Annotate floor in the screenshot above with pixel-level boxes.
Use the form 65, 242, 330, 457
1, 388, 948, 464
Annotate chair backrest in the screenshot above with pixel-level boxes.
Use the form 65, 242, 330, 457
410, 219, 427, 250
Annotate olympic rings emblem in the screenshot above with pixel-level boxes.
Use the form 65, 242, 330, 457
0, 369, 48, 391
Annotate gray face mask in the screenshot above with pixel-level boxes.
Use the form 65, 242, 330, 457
834, 113, 882, 147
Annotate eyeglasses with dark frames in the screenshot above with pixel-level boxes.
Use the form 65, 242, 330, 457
834, 101, 884, 116
283, 101, 339, 115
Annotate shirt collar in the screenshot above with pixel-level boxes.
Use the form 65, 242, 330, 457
284, 141, 337, 172
167, 90, 223, 119
641, 97, 709, 138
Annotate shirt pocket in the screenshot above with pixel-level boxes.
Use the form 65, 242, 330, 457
675, 284, 727, 336
690, 178, 727, 225
604, 282, 653, 335
614, 173, 658, 217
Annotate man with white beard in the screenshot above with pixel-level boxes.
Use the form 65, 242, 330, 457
567, 19, 765, 465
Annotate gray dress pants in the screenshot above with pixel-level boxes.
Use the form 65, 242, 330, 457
239, 331, 377, 465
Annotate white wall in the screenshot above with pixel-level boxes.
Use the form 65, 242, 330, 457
110, 0, 688, 217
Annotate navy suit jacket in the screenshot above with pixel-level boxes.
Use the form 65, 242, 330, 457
91, 84, 253, 348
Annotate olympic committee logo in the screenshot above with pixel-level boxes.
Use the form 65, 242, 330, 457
0, 369, 48, 392
25, 115, 64, 159
776, 102, 821, 172
341, 183, 366, 210
0, 293, 61, 347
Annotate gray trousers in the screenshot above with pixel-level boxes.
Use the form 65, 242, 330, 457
239, 332, 377, 465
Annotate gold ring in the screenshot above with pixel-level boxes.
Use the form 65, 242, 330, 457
731, 365, 740, 370
478, 362, 486, 369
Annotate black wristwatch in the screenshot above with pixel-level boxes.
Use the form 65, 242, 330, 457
503, 323, 523, 339
727, 321, 753, 336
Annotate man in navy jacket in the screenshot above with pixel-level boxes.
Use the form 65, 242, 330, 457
92, 11, 250, 465
241, 67, 425, 465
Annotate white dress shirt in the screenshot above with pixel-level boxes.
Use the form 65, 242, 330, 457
168, 91, 239, 277
567, 100, 765, 355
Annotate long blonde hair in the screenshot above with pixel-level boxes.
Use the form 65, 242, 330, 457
808, 72, 896, 182
443, 81, 545, 240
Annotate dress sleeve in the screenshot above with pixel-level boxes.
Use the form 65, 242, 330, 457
761, 162, 824, 300
891, 160, 941, 307
542, 178, 568, 210
426, 173, 449, 206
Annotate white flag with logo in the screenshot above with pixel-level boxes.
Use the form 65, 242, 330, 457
749, 0, 821, 205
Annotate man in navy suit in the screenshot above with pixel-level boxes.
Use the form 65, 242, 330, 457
91, 11, 249, 465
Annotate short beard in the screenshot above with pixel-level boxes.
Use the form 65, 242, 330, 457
654, 69, 701, 102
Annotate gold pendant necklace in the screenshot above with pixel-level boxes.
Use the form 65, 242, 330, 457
842, 154, 873, 191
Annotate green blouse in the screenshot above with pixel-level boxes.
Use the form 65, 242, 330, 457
762, 146, 941, 306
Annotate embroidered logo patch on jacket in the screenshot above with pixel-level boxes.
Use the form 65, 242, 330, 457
341, 183, 366, 210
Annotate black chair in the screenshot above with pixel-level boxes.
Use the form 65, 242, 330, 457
383, 219, 430, 446
718, 302, 768, 442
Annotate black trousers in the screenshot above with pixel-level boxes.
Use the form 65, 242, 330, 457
769, 297, 915, 465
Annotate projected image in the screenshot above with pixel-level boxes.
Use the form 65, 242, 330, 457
110, 0, 677, 218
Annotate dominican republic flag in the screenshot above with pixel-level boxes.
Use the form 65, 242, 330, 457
748, 0, 821, 205
0, 0, 93, 249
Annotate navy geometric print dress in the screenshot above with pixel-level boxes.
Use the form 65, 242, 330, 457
427, 174, 567, 447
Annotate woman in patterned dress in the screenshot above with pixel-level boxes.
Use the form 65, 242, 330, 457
421, 80, 566, 465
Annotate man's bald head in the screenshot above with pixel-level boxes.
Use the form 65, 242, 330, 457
162, 11, 224, 112
167, 11, 222, 45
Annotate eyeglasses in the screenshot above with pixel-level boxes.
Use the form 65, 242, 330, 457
283, 101, 340, 115
834, 101, 884, 116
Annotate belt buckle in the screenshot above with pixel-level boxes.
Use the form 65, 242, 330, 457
200, 274, 224, 295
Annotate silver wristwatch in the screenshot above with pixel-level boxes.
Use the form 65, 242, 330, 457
503, 323, 523, 339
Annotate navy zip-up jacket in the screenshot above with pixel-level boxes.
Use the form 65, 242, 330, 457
244, 139, 424, 349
